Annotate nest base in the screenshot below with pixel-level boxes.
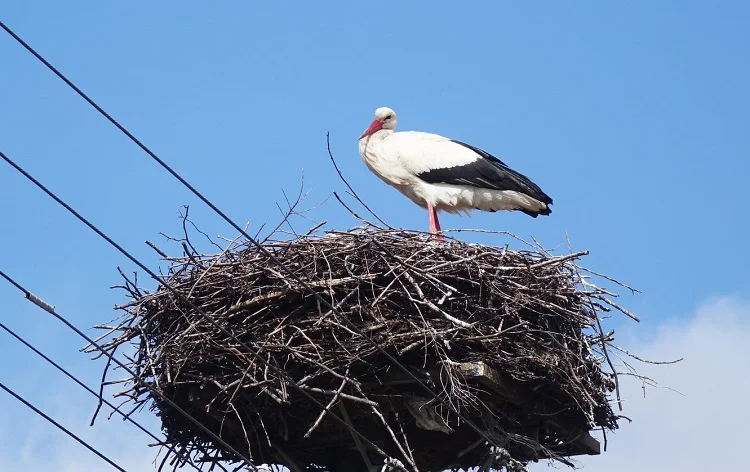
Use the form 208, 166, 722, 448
94, 228, 633, 472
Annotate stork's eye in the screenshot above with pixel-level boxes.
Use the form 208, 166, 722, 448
385, 115, 392, 120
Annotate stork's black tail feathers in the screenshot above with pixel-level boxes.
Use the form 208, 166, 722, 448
519, 206, 552, 218
483, 205, 552, 217
448, 140, 554, 218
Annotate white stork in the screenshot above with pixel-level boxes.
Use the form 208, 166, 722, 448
357, 106, 553, 238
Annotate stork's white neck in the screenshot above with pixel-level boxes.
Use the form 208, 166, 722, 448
365, 128, 394, 141
358, 128, 391, 158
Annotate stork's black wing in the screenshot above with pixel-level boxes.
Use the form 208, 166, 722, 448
416, 139, 553, 206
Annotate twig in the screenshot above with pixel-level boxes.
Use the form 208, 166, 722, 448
326, 132, 392, 229
339, 401, 375, 472
304, 371, 349, 438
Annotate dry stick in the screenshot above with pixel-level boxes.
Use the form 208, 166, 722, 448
304, 220, 327, 236
370, 406, 418, 472
332, 191, 375, 228
292, 325, 324, 361
421, 251, 497, 272
370, 239, 460, 296
229, 402, 254, 463
370, 245, 437, 307
596, 295, 641, 323
305, 372, 350, 438
402, 271, 472, 329
276, 174, 315, 239
579, 265, 641, 294
529, 250, 588, 269
184, 209, 225, 253
327, 132, 392, 229
297, 386, 378, 407
394, 411, 418, 472
187, 231, 246, 299
608, 344, 683, 365
583, 282, 622, 412
227, 275, 378, 314
339, 402, 375, 472
182, 241, 202, 268
180, 205, 201, 255
558, 236, 627, 417
141, 326, 162, 391
312, 286, 361, 325
91, 353, 114, 426
371, 267, 407, 307
261, 175, 310, 245
439, 228, 537, 249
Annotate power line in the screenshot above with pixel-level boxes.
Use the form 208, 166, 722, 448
0, 265, 256, 470
0, 320, 206, 472
0, 148, 391, 465
0, 380, 127, 472
0, 19, 503, 452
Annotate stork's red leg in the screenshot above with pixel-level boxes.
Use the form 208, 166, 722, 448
427, 203, 444, 241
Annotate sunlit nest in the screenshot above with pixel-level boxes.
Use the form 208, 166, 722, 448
91, 212, 640, 472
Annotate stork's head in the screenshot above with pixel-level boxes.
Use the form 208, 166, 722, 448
358, 106, 397, 140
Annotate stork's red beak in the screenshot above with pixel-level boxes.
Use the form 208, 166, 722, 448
358, 119, 383, 140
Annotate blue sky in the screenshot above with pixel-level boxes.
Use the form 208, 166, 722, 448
1, 1, 748, 470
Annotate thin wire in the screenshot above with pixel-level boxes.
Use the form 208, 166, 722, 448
0, 380, 127, 472
0, 151, 391, 463
0, 18, 504, 453
0, 20, 503, 450
0, 320, 204, 472
0, 268, 255, 470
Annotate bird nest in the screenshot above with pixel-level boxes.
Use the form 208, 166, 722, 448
93, 225, 638, 472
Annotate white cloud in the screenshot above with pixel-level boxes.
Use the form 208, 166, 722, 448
567, 296, 750, 472
0, 381, 167, 472
0, 414, 161, 471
